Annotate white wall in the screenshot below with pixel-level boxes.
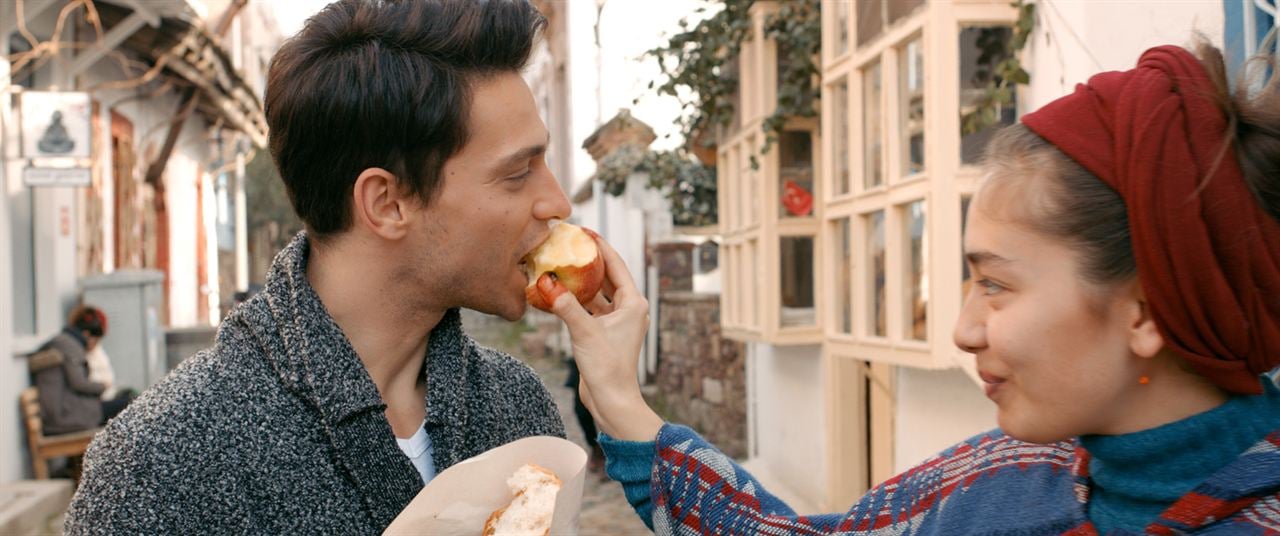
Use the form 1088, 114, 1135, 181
97, 80, 217, 328
748, 342, 828, 510
1025, 0, 1224, 111
893, 367, 997, 472
1, 4, 27, 483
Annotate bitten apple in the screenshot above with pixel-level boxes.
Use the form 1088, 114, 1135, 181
522, 223, 605, 312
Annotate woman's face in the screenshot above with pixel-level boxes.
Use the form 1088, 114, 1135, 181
954, 183, 1147, 444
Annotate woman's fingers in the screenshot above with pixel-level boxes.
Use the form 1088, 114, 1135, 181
544, 276, 593, 332
585, 292, 613, 316
591, 234, 641, 302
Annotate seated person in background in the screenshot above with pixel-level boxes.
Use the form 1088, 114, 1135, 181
29, 305, 131, 435
84, 344, 136, 421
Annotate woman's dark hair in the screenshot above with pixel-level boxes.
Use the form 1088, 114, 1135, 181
264, 0, 547, 238
68, 305, 107, 338
981, 43, 1280, 288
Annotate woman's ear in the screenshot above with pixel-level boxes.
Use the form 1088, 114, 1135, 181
352, 167, 410, 240
1127, 281, 1165, 358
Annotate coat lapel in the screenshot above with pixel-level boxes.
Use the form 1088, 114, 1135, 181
249, 232, 423, 528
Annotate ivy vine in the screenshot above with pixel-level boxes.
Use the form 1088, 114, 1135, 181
960, 0, 1037, 135
595, 145, 718, 227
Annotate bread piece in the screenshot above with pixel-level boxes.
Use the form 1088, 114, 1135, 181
482, 464, 562, 536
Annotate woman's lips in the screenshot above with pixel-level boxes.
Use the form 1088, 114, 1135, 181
979, 370, 1006, 399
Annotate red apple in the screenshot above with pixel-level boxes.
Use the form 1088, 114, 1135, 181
523, 223, 605, 312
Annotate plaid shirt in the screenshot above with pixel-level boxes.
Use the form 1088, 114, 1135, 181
647, 425, 1280, 535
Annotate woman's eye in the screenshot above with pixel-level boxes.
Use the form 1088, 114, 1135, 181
977, 279, 1004, 296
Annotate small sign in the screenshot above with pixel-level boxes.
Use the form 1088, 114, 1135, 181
24, 167, 91, 187
21, 91, 92, 159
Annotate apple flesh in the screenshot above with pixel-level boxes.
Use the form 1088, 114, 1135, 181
523, 223, 605, 312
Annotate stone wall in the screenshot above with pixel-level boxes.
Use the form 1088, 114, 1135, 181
651, 292, 747, 459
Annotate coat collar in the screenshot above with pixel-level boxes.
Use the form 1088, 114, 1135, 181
236, 231, 476, 527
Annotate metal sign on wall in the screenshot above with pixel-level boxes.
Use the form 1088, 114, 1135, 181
21, 91, 92, 159
20, 91, 93, 186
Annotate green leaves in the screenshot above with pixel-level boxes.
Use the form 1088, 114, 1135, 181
635, 0, 822, 225
592, 146, 718, 226
960, 0, 1037, 136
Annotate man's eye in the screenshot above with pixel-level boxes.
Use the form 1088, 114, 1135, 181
506, 169, 532, 182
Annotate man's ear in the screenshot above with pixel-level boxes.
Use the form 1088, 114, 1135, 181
352, 167, 411, 240
1126, 281, 1165, 358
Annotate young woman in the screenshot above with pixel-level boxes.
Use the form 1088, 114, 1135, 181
544, 43, 1280, 534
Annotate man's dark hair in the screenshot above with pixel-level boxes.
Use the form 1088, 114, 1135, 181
265, 0, 546, 237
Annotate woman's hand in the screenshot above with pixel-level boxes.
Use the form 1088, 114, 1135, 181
543, 235, 663, 442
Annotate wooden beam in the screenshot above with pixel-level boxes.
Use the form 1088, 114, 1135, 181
0, 0, 60, 38
116, 0, 161, 27
66, 11, 149, 79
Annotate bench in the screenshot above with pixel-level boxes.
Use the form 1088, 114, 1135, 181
20, 387, 100, 480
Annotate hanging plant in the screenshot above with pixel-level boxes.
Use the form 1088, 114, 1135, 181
961, 0, 1037, 135
760, 0, 821, 155
592, 146, 718, 227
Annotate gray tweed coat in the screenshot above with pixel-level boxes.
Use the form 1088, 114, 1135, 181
64, 233, 565, 534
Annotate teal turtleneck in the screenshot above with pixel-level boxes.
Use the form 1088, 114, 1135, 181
1081, 377, 1280, 534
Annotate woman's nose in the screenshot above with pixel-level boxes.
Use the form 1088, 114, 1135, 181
953, 290, 987, 354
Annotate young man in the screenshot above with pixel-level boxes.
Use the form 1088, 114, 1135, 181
66, 0, 568, 532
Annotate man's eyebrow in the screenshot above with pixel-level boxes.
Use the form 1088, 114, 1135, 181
964, 250, 1014, 268
493, 132, 551, 172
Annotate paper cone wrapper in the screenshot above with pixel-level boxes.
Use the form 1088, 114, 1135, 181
384, 436, 587, 536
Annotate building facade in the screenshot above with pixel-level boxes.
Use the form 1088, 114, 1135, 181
720, 0, 1242, 513
1, 0, 277, 483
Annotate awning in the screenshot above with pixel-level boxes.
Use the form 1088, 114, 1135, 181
91, 0, 267, 147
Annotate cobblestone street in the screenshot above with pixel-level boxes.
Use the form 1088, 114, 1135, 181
463, 311, 651, 535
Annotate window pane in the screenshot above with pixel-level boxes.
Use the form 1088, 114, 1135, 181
748, 239, 758, 326
746, 137, 757, 225
888, 0, 926, 24
862, 62, 883, 189
832, 80, 850, 195
900, 38, 925, 176
903, 201, 928, 341
779, 130, 814, 218
835, 0, 850, 55
865, 211, 886, 337
726, 55, 742, 133
776, 41, 791, 96
960, 26, 1018, 164
780, 236, 815, 327
835, 218, 853, 334
856, 0, 884, 47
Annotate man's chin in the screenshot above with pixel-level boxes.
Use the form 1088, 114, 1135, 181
475, 297, 526, 322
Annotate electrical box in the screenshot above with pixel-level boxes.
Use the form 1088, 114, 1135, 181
79, 270, 166, 389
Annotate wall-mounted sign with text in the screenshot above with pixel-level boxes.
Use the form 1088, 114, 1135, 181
23, 167, 91, 187
21, 91, 92, 159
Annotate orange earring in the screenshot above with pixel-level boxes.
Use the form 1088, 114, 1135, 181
1138, 375, 1150, 385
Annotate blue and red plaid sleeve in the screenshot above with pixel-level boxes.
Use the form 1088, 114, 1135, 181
648, 424, 848, 535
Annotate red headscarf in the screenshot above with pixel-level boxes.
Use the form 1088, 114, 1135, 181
1021, 45, 1280, 395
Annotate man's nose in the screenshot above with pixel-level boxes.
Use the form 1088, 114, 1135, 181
534, 172, 572, 221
